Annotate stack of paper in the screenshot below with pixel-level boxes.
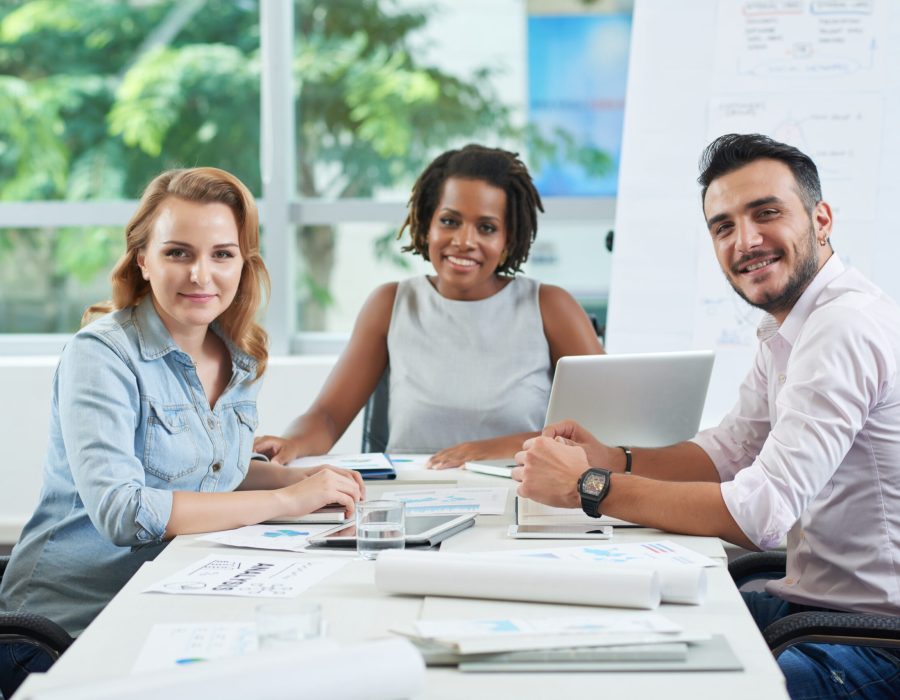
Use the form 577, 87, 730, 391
375, 550, 662, 609
400, 613, 688, 655
388, 614, 724, 672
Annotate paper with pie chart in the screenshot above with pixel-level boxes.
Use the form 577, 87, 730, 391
198, 524, 334, 552
380, 487, 508, 515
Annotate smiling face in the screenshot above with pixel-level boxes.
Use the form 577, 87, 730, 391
137, 196, 244, 342
703, 158, 832, 322
426, 177, 508, 301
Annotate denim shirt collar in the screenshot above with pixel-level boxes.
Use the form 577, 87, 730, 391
133, 295, 258, 380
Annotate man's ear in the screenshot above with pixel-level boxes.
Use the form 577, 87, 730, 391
813, 200, 833, 242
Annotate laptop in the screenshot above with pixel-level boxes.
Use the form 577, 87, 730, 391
544, 351, 714, 447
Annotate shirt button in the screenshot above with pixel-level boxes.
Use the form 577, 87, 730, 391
778, 374, 786, 384
212, 462, 222, 473
207, 417, 216, 429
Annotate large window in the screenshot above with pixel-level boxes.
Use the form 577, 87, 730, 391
0, 0, 630, 352
0, 0, 260, 334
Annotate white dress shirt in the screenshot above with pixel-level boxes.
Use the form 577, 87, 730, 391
692, 255, 900, 614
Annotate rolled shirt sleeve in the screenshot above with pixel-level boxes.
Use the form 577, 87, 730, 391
58, 332, 173, 546
694, 305, 892, 550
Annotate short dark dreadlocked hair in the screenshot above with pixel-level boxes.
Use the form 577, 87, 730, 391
399, 144, 544, 276
698, 133, 822, 216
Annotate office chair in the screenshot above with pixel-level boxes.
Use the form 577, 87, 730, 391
361, 367, 390, 453
0, 554, 74, 664
729, 552, 900, 657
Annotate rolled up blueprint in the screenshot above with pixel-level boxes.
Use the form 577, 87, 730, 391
653, 565, 707, 605
375, 550, 661, 609
23, 638, 425, 700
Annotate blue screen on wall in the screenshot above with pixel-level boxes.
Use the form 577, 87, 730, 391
528, 14, 632, 197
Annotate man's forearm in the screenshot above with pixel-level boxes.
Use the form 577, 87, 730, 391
602, 474, 757, 549
611, 441, 720, 483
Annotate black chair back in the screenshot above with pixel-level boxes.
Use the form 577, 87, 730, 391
361, 368, 390, 453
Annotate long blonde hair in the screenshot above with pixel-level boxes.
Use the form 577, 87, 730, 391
84, 167, 270, 378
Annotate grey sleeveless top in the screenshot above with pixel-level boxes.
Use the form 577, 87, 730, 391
385, 275, 552, 453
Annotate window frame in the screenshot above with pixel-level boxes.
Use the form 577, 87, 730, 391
0, 2, 615, 356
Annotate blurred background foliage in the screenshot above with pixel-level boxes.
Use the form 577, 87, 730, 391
0, 0, 610, 331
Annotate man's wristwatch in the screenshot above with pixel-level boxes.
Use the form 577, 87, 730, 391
577, 468, 612, 518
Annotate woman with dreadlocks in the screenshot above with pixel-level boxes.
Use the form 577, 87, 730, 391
254, 145, 604, 468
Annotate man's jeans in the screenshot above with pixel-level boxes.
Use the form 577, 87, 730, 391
0, 643, 53, 699
743, 591, 900, 699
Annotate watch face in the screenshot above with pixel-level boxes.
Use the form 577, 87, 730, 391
581, 470, 608, 497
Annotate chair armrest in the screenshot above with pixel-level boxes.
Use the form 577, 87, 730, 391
0, 612, 75, 660
728, 551, 787, 586
764, 611, 900, 656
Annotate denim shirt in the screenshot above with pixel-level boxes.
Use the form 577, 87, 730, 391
0, 296, 261, 635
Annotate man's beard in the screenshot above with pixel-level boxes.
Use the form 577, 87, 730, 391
726, 224, 819, 316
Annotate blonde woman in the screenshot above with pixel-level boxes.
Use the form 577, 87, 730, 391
0, 168, 362, 697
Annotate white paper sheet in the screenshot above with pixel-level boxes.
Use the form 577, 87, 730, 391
381, 486, 508, 515
286, 452, 393, 470
27, 638, 425, 700
408, 613, 689, 654
143, 555, 346, 598
504, 540, 719, 567
479, 541, 713, 605
385, 453, 434, 470
375, 550, 660, 609
198, 524, 335, 552
132, 623, 259, 672
414, 613, 681, 640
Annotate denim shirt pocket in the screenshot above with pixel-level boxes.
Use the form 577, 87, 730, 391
143, 401, 200, 481
233, 403, 259, 478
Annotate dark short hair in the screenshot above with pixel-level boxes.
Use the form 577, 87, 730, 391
399, 144, 544, 275
698, 133, 822, 214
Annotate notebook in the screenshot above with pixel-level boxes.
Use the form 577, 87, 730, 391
544, 351, 714, 447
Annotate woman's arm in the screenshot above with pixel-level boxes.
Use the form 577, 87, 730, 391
253, 283, 397, 463
235, 460, 366, 492
427, 431, 538, 469
538, 284, 605, 365
164, 465, 364, 537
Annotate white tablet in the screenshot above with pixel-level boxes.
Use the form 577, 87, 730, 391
308, 513, 476, 548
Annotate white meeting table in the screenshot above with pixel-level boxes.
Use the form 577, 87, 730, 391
15, 464, 789, 699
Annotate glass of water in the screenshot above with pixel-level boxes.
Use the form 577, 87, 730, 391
356, 499, 405, 560
255, 599, 323, 650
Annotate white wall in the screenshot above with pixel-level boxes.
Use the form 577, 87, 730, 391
0, 356, 360, 544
